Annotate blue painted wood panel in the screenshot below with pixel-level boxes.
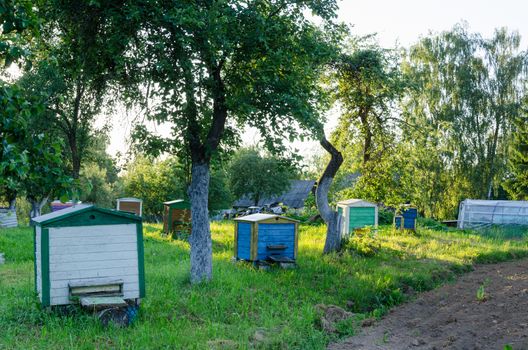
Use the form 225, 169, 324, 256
237, 223, 252, 260
395, 216, 403, 229
257, 223, 295, 260
402, 208, 417, 229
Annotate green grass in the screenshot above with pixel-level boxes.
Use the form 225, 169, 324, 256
1, 222, 528, 349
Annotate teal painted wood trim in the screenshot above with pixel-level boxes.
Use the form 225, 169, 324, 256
33, 226, 37, 294
41, 228, 50, 306
136, 222, 146, 298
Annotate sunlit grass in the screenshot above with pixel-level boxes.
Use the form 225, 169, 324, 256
1, 222, 527, 349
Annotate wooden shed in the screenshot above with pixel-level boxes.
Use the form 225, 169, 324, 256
163, 199, 191, 235
394, 207, 418, 231
337, 199, 378, 236
117, 197, 143, 216
234, 214, 298, 263
32, 204, 145, 307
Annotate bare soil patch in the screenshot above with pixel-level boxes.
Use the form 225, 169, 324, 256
329, 258, 528, 350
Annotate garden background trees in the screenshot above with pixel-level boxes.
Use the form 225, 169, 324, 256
123, 0, 341, 282
228, 149, 292, 207
400, 25, 527, 218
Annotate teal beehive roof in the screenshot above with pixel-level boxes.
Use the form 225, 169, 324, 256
31, 204, 141, 227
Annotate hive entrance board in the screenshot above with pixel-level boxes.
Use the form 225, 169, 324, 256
69, 279, 127, 309
268, 256, 295, 264
80, 296, 128, 310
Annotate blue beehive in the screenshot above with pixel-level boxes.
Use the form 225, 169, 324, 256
234, 214, 299, 263
394, 207, 418, 231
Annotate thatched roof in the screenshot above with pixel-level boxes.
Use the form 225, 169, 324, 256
233, 179, 316, 209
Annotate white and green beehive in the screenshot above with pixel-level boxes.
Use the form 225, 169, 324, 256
32, 204, 145, 307
337, 199, 378, 236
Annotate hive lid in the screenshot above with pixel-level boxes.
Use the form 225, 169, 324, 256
117, 197, 142, 203
31, 204, 141, 225
337, 199, 377, 207
234, 213, 299, 223
163, 199, 191, 208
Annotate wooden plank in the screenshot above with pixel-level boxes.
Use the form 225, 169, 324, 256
50, 258, 138, 273
70, 284, 122, 296
49, 236, 137, 249
69, 278, 123, 288
50, 228, 136, 240
49, 250, 138, 264
80, 296, 127, 309
52, 267, 139, 282
51, 286, 139, 299
250, 222, 259, 261
50, 289, 140, 306
49, 242, 137, 255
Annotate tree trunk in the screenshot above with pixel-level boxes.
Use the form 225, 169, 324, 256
486, 116, 502, 199
29, 197, 48, 218
71, 141, 81, 179
188, 163, 213, 283
316, 136, 344, 253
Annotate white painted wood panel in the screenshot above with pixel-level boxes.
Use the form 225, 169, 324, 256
50, 289, 140, 306
49, 234, 137, 247
48, 224, 140, 306
50, 276, 139, 296
50, 242, 137, 255
50, 258, 138, 272
50, 250, 138, 264
50, 228, 135, 239
52, 266, 139, 281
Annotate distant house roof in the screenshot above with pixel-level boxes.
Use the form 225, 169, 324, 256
233, 179, 315, 209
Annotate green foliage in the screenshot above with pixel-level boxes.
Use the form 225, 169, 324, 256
124, 0, 343, 163
378, 208, 394, 225
0, 82, 74, 212
0, 0, 38, 66
123, 156, 231, 216
21, 132, 75, 205
0, 83, 32, 199
208, 167, 233, 211
122, 156, 187, 219
2, 223, 528, 348
228, 148, 292, 206
79, 163, 117, 208
400, 25, 527, 218
332, 41, 406, 166
329, 39, 410, 209
342, 227, 381, 257
504, 112, 528, 199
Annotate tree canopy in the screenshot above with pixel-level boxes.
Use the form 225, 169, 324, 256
228, 148, 292, 206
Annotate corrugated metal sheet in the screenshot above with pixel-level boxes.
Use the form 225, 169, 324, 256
234, 180, 315, 209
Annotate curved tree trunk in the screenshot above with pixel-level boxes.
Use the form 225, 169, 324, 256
315, 136, 344, 253
188, 163, 213, 283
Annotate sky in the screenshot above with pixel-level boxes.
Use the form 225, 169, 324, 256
105, 0, 528, 160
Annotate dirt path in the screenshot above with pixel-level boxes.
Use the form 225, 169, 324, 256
329, 259, 528, 350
